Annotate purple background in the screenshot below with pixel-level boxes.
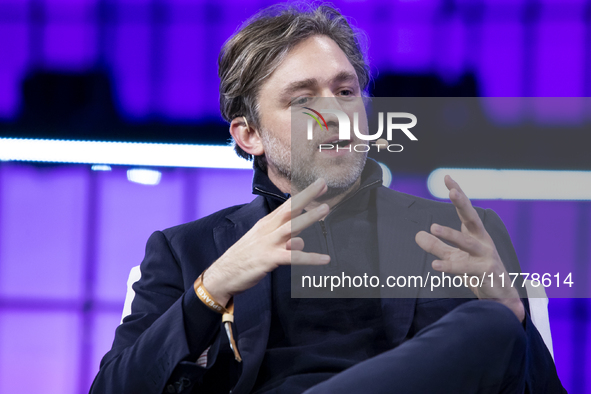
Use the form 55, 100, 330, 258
0, 164, 588, 393
2, 0, 591, 121
0, 0, 590, 393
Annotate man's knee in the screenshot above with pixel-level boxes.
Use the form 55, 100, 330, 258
453, 300, 526, 352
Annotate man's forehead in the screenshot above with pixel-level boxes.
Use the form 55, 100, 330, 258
281, 71, 359, 93
263, 36, 359, 91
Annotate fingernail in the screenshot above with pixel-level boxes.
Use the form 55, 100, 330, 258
318, 204, 329, 213
321, 255, 330, 263
432, 261, 442, 270
432, 224, 440, 233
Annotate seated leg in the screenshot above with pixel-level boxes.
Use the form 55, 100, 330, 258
304, 300, 527, 394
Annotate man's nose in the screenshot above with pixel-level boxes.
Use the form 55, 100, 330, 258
314, 94, 347, 118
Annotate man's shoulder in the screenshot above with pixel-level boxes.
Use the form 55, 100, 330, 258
378, 186, 487, 221
161, 195, 266, 240
163, 205, 243, 235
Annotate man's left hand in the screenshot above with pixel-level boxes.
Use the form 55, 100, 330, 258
415, 175, 525, 323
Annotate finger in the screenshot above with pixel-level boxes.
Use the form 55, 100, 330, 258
430, 223, 483, 256
431, 259, 480, 277
266, 179, 326, 230
264, 197, 292, 227
415, 231, 456, 260
290, 178, 328, 216
287, 237, 304, 251
280, 250, 330, 265
289, 204, 329, 236
444, 175, 485, 236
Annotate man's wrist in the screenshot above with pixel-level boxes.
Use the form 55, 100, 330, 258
199, 268, 232, 308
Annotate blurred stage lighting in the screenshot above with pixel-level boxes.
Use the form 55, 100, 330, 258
0, 138, 251, 169
428, 168, 591, 200
91, 164, 112, 171
127, 168, 162, 186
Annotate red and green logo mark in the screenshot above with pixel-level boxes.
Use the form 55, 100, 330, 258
303, 107, 328, 130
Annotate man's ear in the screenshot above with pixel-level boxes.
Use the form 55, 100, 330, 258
230, 117, 264, 156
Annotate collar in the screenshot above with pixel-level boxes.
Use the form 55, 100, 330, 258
251, 158, 384, 207
251, 161, 290, 206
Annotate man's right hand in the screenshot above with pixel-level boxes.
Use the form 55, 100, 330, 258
200, 178, 331, 307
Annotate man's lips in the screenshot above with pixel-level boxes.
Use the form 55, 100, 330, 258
319, 135, 352, 147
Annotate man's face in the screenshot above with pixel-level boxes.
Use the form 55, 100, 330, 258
256, 35, 368, 196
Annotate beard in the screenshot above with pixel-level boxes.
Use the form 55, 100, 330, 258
260, 126, 367, 200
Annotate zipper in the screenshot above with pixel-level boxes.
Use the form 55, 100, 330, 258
317, 178, 380, 256
325, 178, 381, 218
319, 220, 327, 240
253, 187, 288, 202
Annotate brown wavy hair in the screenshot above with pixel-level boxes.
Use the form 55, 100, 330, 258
218, 2, 370, 169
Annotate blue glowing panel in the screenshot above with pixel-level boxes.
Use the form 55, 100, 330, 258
478, 22, 524, 97
194, 168, 254, 219
388, 24, 434, 73
386, 1, 439, 73
39, 0, 98, 71
0, 22, 28, 118
528, 202, 577, 292
44, 22, 97, 70
533, 20, 585, 97
539, 0, 586, 7
208, 1, 265, 119
480, 97, 526, 126
531, 97, 585, 127
0, 311, 80, 394
158, 22, 206, 119
0, 164, 87, 299
548, 299, 576, 393
434, 15, 467, 84
390, 174, 431, 199
112, 23, 151, 120
95, 168, 184, 303
333, 2, 373, 67
366, 21, 392, 69
43, 0, 97, 69
45, 0, 97, 8
87, 311, 123, 391
585, 314, 591, 392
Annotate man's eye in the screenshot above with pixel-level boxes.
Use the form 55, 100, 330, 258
339, 89, 353, 96
292, 97, 309, 106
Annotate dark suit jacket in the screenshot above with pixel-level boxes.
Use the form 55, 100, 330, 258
90, 174, 565, 394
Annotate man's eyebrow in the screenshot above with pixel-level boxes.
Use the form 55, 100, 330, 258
332, 71, 359, 85
279, 72, 360, 100
280, 78, 319, 99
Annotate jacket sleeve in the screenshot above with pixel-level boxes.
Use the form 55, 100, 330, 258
483, 209, 567, 393
90, 230, 224, 394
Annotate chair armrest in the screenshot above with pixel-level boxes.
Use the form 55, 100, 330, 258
524, 280, 554, 359
121, 265, 142, 324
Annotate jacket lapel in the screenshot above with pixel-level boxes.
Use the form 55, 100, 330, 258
376, 188, 432, 347
212, 196, 273, 393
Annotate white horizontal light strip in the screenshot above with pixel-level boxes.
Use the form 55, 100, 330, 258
0, 137, 252, 169
428, 168, 591, 200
